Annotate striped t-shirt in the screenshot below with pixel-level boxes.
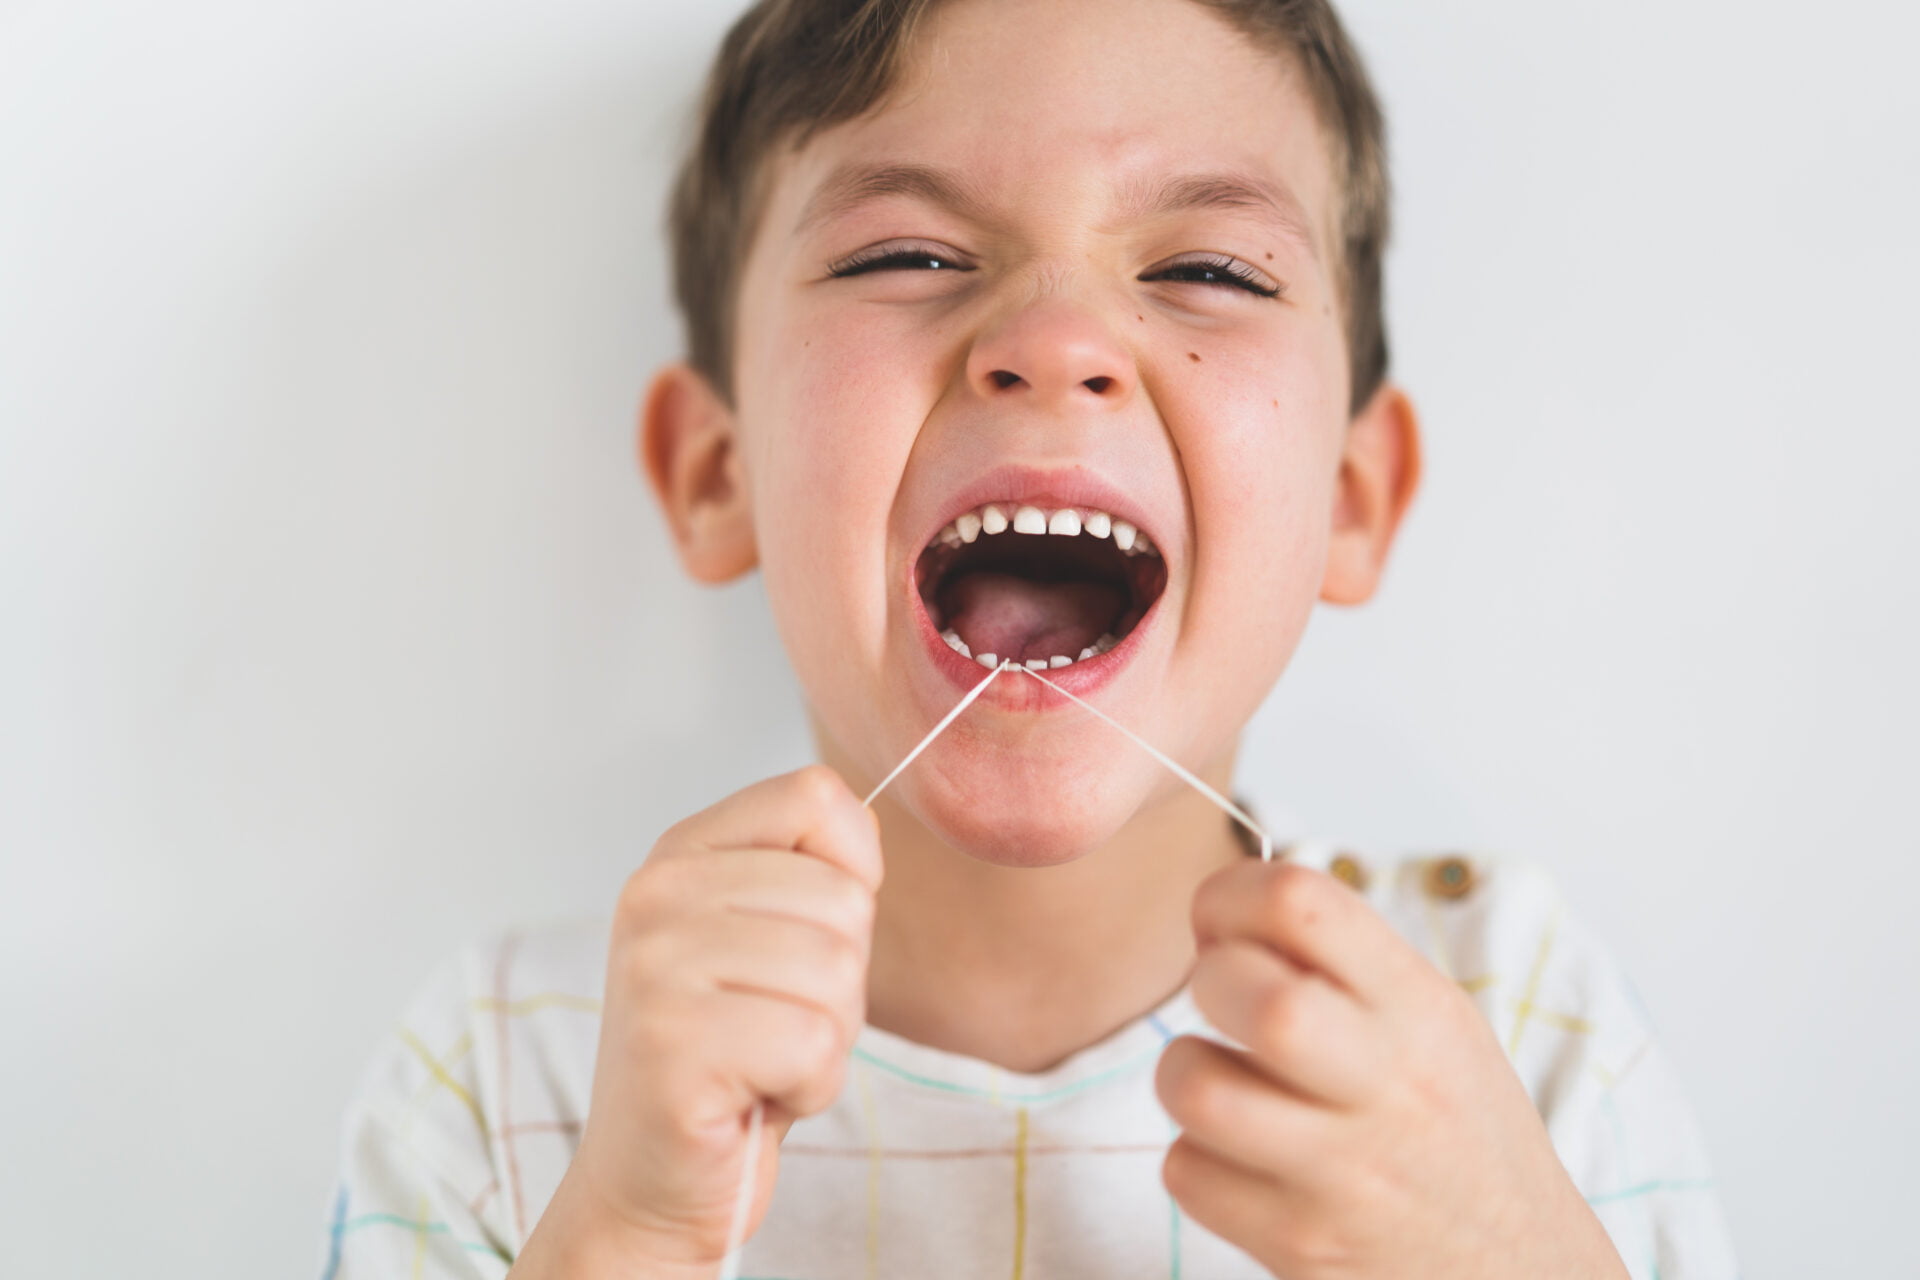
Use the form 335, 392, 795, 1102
319, 837, 1740, 1278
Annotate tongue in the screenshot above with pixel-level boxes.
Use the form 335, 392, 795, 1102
937, 570, 1125, 663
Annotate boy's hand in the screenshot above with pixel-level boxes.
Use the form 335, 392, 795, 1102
532, 765, 881, 1276
1154, 860, 1630, 1280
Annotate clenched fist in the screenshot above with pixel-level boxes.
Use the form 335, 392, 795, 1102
512, 765, 881, 1279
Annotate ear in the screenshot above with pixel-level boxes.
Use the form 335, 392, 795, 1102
1320, 381, 1423, 606
638, 362, 758, 584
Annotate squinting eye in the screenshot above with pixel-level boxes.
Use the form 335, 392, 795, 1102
1146, 255, 1283, 298
825, 247, 1280, 296
827, 248, 974, 277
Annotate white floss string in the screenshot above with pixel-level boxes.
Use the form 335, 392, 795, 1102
714, 659, 1276, 1278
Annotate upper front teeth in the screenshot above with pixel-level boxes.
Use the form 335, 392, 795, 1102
930, 503, 1159, 555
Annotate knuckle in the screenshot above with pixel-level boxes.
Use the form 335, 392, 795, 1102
630, 991, 691, 1065
619, 929, 677, 995
653, 812, 705, 859
833, 877, 877, 936
1152, 1038, 1189, 1105
794, 1006, 844, 1076
838, 986, 868, 1040
1252, 980, 1308, 1053
1160, 1135, 1206, 1198
1182, 1070, 1232, 1134
823, 928, 867, 991
1155, 1040, 1225, 1131
790, 764, 848, 811
1189, 862, 1242, 934
1260, 863, 1323, 928
1287, 1221, 1352, 1270
793, 1049, 848, 1115
616, 850, 705, 933
614, 867, 663, 929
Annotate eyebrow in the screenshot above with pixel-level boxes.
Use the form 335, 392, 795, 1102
792, 160, 1321, 263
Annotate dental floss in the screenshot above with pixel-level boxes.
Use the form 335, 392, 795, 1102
1009, 662, 1274, 863
715, 659, 1277, 1278
861, 658, 1011, 807
717, 660, 1008, 1280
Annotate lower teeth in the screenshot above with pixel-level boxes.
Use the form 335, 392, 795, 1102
943, 629, 1119, 669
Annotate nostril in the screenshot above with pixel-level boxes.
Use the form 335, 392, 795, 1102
1083, 376, 1114, 394
990, 370, 1023, 390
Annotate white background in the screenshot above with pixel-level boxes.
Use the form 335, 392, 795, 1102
3, 1, 1915, 1274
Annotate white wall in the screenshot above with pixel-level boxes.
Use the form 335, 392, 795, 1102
2, 1, 1913, 1274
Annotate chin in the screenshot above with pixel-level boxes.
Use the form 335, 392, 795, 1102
893, 756, 1147, 867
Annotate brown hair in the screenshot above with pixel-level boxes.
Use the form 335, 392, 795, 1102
666, 0, 1390, 415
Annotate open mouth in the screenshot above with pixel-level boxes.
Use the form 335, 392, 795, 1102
914, 502, 1168, 671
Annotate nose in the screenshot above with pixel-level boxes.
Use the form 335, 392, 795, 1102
965, 294, 1135, 410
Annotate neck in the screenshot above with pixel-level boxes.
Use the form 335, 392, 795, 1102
825, 735, 1250, 1075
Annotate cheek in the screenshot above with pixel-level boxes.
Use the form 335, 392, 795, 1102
1183, 331, 1344, 586
740, 304, 932, 668
747, 293, 945, 480
1164, 325, 1344, 717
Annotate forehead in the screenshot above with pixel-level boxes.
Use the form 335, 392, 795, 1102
761, 0, 1339, 262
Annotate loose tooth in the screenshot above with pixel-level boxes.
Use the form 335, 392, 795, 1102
1025, 658, 1049, 671
1095, 632, 1119, 653
976, 652, 999, 668
1012, 505, 1047, 535
956, 511, 983, 543
1078, 646, 1098, 660
1111, 520, 1137, 551
1047, 509, 1082, 536
980, 504, 1009, 535
1049, 654, 1073, 668
1084, 511, 1112, 538
943, 630, 972, 658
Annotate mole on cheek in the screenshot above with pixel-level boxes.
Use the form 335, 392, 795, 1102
1188, 352, 1201, 363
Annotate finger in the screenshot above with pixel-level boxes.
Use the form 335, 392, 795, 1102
1191, 859, 1418, 1005
701, 847, 879, 947
670, 986, 855, 1125
1154, 1033, 1334, 1185
1188, 938, 1387, 1106
682, 909, 869, 1040
670, 765, 884, 893
1160, 1131, 1323, 1280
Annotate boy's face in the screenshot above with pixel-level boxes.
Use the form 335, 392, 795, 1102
649, 0, 1418, 864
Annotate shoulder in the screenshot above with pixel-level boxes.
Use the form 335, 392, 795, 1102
336, 917, 610, 1246
1298, 843, 1738, 1273
1312, 844, 1661, 1094
1303, 843, 1632, 1039
349, 916, 610, 1124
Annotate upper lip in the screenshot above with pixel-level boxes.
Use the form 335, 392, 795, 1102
909, 462, 1174, 563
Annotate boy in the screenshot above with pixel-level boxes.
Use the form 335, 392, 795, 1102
323, 0, 1740, 1276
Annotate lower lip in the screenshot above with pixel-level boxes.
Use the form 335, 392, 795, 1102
907, 567, 1159, 706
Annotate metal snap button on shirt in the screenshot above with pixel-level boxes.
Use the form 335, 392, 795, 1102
1329, 852, 1370, 891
